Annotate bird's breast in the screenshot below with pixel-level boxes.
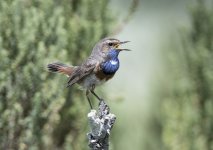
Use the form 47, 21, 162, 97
95, 70, 115, 81
100, 59, 120, 75
77, 59, 119, 90
94, 59, 119, 82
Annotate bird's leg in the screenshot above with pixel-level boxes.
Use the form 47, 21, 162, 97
91, 90, 102, 101
86, 90, 93, 109
90, 85, 103, 101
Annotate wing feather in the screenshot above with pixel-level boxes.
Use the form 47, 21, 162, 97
67, 60, 97, 87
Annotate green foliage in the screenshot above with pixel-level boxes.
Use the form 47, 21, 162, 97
161, 1, 213, 150
0, 0, 114, 149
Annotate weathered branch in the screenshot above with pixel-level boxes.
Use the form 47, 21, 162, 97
87, 100, 116, 150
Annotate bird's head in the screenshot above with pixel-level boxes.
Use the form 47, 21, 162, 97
91, 38, 130, 60
100, 38, 130, 53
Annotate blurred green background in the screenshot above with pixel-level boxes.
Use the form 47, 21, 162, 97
0, 0, 212, 150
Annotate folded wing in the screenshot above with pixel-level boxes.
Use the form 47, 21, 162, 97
67, 60, 97, 87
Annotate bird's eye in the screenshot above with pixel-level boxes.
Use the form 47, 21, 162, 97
108, 42, 113, 46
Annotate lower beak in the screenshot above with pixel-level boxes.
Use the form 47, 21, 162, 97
116, 48, 131, 51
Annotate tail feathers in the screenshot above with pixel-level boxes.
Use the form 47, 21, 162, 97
47, 62, 73, 76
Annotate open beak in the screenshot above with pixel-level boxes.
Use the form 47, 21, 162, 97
116, 41, 131, 51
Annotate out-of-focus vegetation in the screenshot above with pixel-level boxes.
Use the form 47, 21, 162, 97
1, 0, 212, 150
0, 0, 114, 149
160, 1, 213, 150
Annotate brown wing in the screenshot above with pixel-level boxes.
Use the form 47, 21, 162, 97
67, 59, 98, 87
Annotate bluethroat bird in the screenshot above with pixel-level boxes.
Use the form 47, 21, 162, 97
47, 38, 130, 109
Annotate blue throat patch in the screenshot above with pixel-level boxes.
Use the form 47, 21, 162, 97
101, 49, 120, 75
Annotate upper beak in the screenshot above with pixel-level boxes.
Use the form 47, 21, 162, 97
119, 41, 130, 44
116, 41, 131, 51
